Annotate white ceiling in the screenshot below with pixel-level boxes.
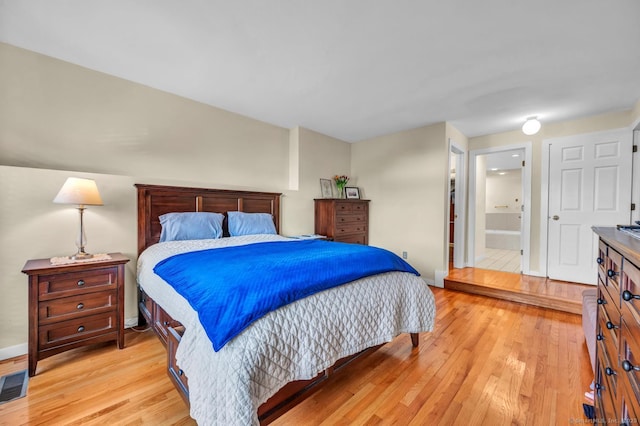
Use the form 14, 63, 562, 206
1, 0, 639, 142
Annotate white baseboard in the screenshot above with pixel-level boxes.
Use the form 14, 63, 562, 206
0, 343, 27, 361
526, 270, 546, 278
433, 270, 447, 288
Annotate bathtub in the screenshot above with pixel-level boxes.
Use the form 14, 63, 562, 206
485, 229, 520, 250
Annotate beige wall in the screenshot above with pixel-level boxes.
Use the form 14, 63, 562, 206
470, 109, 637, 272
351, 123, 449, 283
283, 127, 352, 235
0, 43, 351, 355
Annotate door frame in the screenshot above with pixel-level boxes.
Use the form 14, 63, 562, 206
468, 142, 532, 274
447, 139, 466, 269
540, 127, 634, 278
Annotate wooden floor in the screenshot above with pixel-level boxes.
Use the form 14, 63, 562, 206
0, 287, 593, 425
444, 267, 593, 314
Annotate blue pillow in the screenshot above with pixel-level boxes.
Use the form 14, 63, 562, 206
227, 211, 277, 236
159, 212, 225, 242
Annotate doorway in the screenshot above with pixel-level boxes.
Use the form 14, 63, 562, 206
468, 143, 532, 275
448, 140, 465, 270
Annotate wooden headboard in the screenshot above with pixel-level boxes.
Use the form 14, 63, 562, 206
135, 184, 281, 255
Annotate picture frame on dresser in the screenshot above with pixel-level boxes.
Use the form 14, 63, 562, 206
320, 178, 333, 198
345, 187, 360, 199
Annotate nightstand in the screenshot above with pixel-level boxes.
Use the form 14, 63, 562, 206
22, 253, 129, 376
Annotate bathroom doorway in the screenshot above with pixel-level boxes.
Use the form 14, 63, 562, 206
468, 144, 531, 275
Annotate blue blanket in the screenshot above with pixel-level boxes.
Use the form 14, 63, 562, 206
153, 239, 419, 351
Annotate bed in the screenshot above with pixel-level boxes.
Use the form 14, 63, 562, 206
135, 184, 436, 425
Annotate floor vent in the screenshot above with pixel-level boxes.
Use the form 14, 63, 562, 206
0, 370, 28, 404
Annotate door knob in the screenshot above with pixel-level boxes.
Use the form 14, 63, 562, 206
552, 215, 559, 220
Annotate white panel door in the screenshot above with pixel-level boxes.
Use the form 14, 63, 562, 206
547, 129, 632, 284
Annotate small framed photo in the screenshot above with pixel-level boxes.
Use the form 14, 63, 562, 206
345, 187, 360, 199
320, 179, 333, 198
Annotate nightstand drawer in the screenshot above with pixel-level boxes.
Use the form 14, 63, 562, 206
39, 290, 117, 324
38, 267, 119, 299
39, 311, 117, 349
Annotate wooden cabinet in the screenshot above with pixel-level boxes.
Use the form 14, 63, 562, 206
593, 227, 640, 422
22, 253, 129, 376
314, 199, 369, 245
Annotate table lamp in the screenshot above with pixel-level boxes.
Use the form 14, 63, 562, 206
53, 177, 104, 259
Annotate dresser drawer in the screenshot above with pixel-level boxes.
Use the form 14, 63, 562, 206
38, 267, 119, 299
595, 349, 619, 420
38, 311, 117, 350
621, 318, 640, 402
622, 258, 640, 325
335, 213, 366, 224
606, 248, 622, 294
335, 234, 367, 245
39, 290, 116, 324
335, 223, 367, 236
598, 300, 620, 364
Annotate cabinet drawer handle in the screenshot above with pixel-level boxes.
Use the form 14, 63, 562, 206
178, 369, 184, 376
605, 367, 616, 376
595, 382, 604, 391
597, 257, 603, 265
622, 360, 640, 372
622, 290, 640, 302
77, 326, 85, 332
606, 321, 618, 330
597, 334, 604, 341
607, 269, 618, 278
77, 279, 85, 286
76, 303, 84, 310
163, 321, 170, 326
597, 298, 606, 305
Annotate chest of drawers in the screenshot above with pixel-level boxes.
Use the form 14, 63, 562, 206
593, 227, 640, 423
22, 253, 129, 376
314, 199, 370, 245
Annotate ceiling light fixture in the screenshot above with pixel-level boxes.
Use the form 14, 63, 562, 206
522, 117, 541, 135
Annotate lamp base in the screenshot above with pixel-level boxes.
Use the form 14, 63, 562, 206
70, 252, 93, 260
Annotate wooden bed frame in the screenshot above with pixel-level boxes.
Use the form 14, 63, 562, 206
135, 183, 419, 424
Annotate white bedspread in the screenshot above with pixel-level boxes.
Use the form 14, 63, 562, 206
137, 235, 436, 425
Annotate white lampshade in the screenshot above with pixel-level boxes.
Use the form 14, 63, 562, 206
53, 177, 104, 206
522, 117, 541, 136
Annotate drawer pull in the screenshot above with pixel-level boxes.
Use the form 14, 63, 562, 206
163, 321, 170, 326
607, 269, 618, 278
595, 382, 604, 391
77, 326, 85, 332
597, 334, 604, 341
76, 303, 84, 310
597, 298, 606, 305
622, 290, 640, 302
622, 360, 640, 372
77, 279, 85, 286
605, 367, 616, 376
178, 369, 184, 376
606, 321, 619, 330
597, 257, 603, 265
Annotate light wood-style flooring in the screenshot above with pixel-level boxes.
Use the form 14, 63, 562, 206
0, 287, 593, 425
444, 267, 593, 315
